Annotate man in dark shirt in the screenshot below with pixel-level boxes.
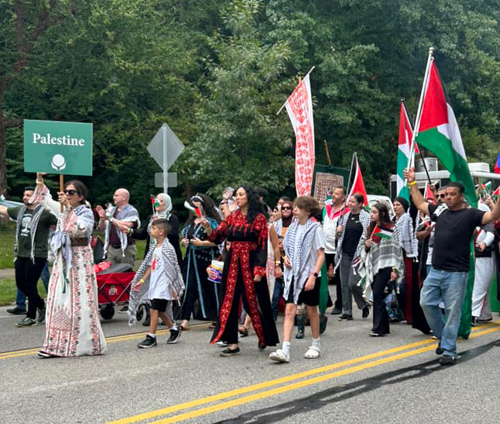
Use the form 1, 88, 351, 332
406, 168, 500, 365
0, 187, 57, 327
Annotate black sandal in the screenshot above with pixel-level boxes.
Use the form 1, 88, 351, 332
220, 347, 241, 357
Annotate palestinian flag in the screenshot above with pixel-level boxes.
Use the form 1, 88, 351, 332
347, 156, 369, 207
493, 186, 500, 198
373, 224, 393, 240
184, 200, 202, 218
424, 182, 435, 202
397, 102, 414, 200
415, 60, 476, 208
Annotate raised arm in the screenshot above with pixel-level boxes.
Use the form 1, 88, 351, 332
404, 168, 429, 216
481, 200, 500, 225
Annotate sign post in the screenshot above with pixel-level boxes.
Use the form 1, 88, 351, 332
147, 123, 184, 193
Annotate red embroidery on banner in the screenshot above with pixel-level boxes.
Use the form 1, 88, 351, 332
286, 77, 315, 196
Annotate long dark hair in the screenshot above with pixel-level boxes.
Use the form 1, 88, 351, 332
369, 202, 392, 234
238, 186, 267, 224
186, 192, 221, 226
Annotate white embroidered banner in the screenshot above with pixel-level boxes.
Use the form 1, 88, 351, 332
285, 74, 315, 196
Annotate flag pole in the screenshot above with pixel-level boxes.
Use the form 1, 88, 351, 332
402, 98, 433, 185
277, 66, 316, 115
345, 151, 357, 200
407, 47, 434, 170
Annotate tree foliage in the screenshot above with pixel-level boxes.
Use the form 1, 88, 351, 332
2, 0, 500, 215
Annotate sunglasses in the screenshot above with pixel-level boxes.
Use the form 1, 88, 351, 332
438, 194, 446, 198
64, 189, 79, 196
281, 206, 292, 210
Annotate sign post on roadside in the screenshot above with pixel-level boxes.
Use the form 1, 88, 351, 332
147, 123, 184, 193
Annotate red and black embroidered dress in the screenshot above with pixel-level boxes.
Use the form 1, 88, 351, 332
208, 210, 279, 347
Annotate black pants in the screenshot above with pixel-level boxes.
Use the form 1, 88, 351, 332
222, 272, 252, 344
15, 257, 47, 319
181, 266, 218, 321
372, 267, 391, 335
325, 253, 342, 309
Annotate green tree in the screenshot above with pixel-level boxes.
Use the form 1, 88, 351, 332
182, 0, 294, 196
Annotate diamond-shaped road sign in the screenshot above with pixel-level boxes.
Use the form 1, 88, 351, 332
147, 123, 184, 192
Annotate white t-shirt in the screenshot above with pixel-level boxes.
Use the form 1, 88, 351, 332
148, 246, 174, 301
322, 212, 341, 254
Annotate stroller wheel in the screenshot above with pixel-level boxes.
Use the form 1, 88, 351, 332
100, 304, 115, 320
136, 304, 144, 322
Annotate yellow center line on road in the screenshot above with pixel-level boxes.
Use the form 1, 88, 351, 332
0, 322, 211, 360
108, 323, 500, 424
150, 325, 500, 424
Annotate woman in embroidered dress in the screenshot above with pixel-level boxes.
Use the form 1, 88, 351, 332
202, 186, 279, 357
179, 193, 221, 331
36, 176, 107, 357
362, 202, 404, 337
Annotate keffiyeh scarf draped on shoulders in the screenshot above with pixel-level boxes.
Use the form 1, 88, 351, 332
334, 209, 371, 271
103, 204, 140, 256
395, 212, 418, 258
283, 218, 321, 304
50, 205, 94, 292
128, 240, 185, 325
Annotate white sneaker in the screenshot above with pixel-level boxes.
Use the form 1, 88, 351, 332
269, 349, 290, 363
216, 341, 228, 347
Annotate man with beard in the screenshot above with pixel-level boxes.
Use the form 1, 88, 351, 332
0, 187, 57, 326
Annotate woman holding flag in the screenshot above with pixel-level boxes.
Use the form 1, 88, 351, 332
180, 193, 221, 331
361, 202, 404, 337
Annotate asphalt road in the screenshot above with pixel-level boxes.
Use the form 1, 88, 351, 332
1, 297, 500, 424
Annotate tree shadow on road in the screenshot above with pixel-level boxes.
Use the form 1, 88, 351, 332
216, 340, 500, 423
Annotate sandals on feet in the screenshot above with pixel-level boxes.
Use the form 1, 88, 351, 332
269, 349, 290, 363
304, 346, 320, 359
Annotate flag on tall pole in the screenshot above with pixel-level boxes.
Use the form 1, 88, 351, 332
347, 154, 369, 207
397, 102, 414, 200
414, 58, 476, 207
284, 70, 315, 196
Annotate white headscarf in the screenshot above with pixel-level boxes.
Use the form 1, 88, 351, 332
156, 193, 172, 220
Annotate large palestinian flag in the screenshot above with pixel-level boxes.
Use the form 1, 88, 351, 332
397, 103, 414, 201
415, 60, 476, 208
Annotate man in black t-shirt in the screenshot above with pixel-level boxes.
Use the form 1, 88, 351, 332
406, 168, 500, 365
0, 187, 57, 327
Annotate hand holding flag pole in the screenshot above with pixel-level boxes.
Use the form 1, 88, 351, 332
405, 47, 435, 186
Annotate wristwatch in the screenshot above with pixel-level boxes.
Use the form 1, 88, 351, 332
312, 272, 319, 277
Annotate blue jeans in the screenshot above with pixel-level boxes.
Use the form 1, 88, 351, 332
15, 261, 50, 310
271, 279, 284, 321
420, 267, 468, 357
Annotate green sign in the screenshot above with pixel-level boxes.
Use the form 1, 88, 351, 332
24, 119, 93, 176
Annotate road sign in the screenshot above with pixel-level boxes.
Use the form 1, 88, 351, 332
147, 123, 184, 192
147, 123, 184, 171
24, 120, 93, 176
154, 173, 178, 188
